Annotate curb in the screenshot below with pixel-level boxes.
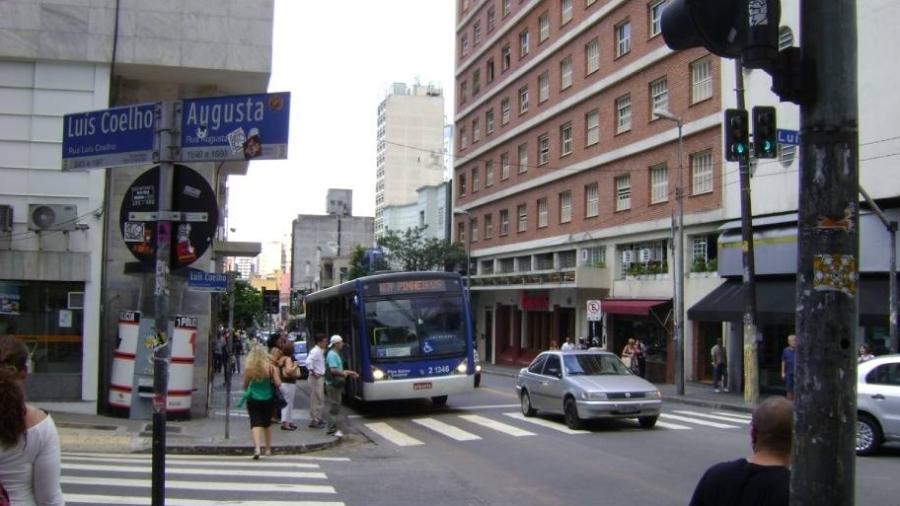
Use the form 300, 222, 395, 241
161, 437, 344, 456
661, 395, 754, 414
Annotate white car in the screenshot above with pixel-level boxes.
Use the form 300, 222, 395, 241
857, 354, 900, 455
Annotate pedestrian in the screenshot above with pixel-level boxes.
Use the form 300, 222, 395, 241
277, 340, 300, 431
858, 343, 875, 363
213, 333, 226, 373
620, 338, 636, 370
711, 337, 727, 392
237, 344, 281, 459
231, 331, 243, 374
0, 336, 65, 505
305, 333, 328, 428
688, 396, 792, 506
324, 335, 359, 437
268, 344, 285, 424
634, 338, 647, 378
780, 334, 797, 401
560, 337, 575, 351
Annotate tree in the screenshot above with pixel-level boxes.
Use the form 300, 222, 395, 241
378, 226, 467, 272
219, 279, 263, 330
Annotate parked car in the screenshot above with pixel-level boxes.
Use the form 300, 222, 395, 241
857, 354, 900, 455
515, 350, 662, 430
293, 340, 310, 380
474, 349, 482, 387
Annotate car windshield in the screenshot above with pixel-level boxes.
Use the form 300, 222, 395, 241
563, 354, 632, 376
366, 296, 466, 362
294, 342, 307, 353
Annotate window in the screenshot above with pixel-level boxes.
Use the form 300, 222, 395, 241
528, 354, 548, 374
486, 108, 495, 134
778, 26, 794, 50
485, 160, 495, 186
502, 45, 511, 71
560, 56, 573, 89
458, 173, 467, 196
487, 6, 496, 31
585, 109, 600, 146
487, 59, 495, 82
582, 246, 606, 267
649, 0, 667, 37
519, 86, 529, 114
585, 182, 599, 217
691, 150, 713, 195
692, 236, 708, 264
503, 0, 511, 16
616, 94, 632, 134
538, 134, 550, 165
500, 209, 510, 235
560, 122, 573, 156
518, 143, 529, 172
472, 118, 480, 143
471, 166, 480, 192
615, 20, 631, 57
470, 218, 479, 242
559, 191, 572, 223
650, 164, 668, 203
517, 204, 528, 232
543, 354, 562, 377
537, 198, 549, 227
501, 152, 511, 179
484, 214, 494, 239
615, 175, 631, 211
461, 34, 469, 57
473, 21, 481, 45
539, 12, 550, 42
473, 69, 481, 94
519, 30, 530, 57
585, 38, 600, 74
561, 0, 573, 25
460, 81, 468, 104
866, 364, 900, 386
501, 97, 511, 125
538, 71, 550, 102
457, 222, 465, 243
691, 58, 713, 103
437, 207, 444, 228
650, 77, 669, 115
459, 125, 468, 149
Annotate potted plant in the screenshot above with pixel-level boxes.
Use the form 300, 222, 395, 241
690, 258, 707, 278
706, 258, 718, 275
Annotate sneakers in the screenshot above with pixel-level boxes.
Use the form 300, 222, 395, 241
331, 430, 344, 438
326, 426, 338, 435
714, 388, 720, 393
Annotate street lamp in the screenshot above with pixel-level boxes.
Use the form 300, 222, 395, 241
453, 209, 472, 288
654, 108, 685, 396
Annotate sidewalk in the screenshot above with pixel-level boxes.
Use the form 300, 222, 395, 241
482, 362, 756, 413
39, 373, 343, 455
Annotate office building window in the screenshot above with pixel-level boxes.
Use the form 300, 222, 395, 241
615, 175, 631, 211
485, 160, 495, 186
500, 209, 509, 235
650, 164, 668, 203
585, 182, 599, 217
691, 150, 713, 195
560, 56, 573, 89
539, 12, 550, 42
501, 97, 511, 125
691, 58, 713, 103
486, 108, 495, 134
471, 166, 480, 192
560, 191, 572, 223
586, 38, 600, 74
616, 20, 631, 57
472, 118, 480, 143
473, 69, 481, 94
461, 34, 469, 57
538, 71, 550, 103
650, 77, 668, 115
585, 109, 600, 146
487, 6, 496, 31
460, 81, 468, 104
538, 198, 549, 227
502, 45, 511, 71
501, 152, 511, 179
560, 122, 573, 156
561, 0, 573, 25
459, 125, 467, 149
484, 214, 494, 239
487, 59, 495, 82
458, 222, 465, 243
503, 0, 511, 16
518, 143, 529, 173
520, 29, 530, 57
470, 218, 478, 242
517, 204, 528, 232
649, 0, 667, 37
538, 134, 550, 165
616, 94, 632, 134
519, 86, 529, 114
473, 20, 481, 45
458, 173, 467, 196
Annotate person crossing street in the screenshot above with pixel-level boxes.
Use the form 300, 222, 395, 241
324, 335, 359, 437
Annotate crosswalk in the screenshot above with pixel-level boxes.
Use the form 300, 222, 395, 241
60, 452, 349, 505
362, 408, 752, 448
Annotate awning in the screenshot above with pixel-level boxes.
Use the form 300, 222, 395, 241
688, 278, 893, 326
601, 298, 671, 316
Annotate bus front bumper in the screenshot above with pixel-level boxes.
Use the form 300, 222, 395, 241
362, 374, 474, 401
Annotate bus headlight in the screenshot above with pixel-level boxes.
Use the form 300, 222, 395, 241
475, 364, 482, 372
456, 360, 468, 374
372, 367, 385, 381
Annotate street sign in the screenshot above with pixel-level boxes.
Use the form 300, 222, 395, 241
586, 300, 603, 321
62, 103, 158, 170
777, 128, 800, 145
119, 165, 219, 269
180, 92, 290, 162
186, 269, 228, 292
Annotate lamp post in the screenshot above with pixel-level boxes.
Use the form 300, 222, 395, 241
654, 108, 685, 396
453, 209, 472, 288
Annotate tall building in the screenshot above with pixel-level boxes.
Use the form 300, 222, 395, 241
375, 82, 446, 238
326, 188, 353, 216
382, 182, 451, 241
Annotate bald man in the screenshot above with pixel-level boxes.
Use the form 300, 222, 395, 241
689, 397, 793, 506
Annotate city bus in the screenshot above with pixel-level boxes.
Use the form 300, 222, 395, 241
304, 271, 475, 406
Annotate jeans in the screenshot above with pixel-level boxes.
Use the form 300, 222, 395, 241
713, 364, 726, 389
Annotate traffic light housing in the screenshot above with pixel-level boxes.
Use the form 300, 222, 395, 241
724, 109, 749, 162
752, 106, 777, 159
263, 290, 280, 314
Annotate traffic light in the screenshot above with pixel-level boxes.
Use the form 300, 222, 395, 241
752, 106, 777, 159
724, 109, 749, 162
263, 290, 279, 314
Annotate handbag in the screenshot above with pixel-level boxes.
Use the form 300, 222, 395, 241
621, 355, 633, 368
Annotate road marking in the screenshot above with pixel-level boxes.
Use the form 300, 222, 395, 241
61, 452, 349, 462
502, 412, 589, 434
63, 495, 344, 506
713, 410, 752, 420
61, 455, 321, 469
673, 410, 751, 424
60, 476, 336, 494
654, 421, 692, 430
478, 386, 518, 398
454, 403, 520, 410
364, 422, 424, 446
59, 462, 326, 479
412, 418, 482, 441
659, 413, 739, 429
459, 414, 536, 437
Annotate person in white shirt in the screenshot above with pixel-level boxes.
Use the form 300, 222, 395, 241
560, 337, 575, 351
305, 334, 328, 428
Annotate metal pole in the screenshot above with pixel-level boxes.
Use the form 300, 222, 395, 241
793, 0, 858, 504
151, 101, 175, 506
466, 226, 472, 289
735, 58, 760, 405
674, 122, 685, 395
891, 222, 898, 353
225, 272, 235, 439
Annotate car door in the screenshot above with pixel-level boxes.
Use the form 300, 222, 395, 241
537, 354, 564, 413
865, 362, 900, 438
521, 354, 547, 401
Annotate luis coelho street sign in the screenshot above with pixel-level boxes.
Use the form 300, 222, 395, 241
180, 92, 290, 162
62, 103, 158, 170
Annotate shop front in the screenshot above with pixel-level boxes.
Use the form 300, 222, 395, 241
601, 298, 673, 383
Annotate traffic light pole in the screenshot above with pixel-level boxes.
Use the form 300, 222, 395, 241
734, 60, 760, 405
793, 1, 859, 504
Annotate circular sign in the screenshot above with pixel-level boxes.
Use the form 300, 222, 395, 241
119, 164, 219, 269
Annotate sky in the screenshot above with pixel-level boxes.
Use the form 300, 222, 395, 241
226, 0, 456, 245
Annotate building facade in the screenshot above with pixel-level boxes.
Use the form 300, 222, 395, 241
382, 182, 451, 241
375, 82, 446, 238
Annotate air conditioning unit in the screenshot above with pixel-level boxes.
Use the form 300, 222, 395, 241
639, 248, 651, 262
28, 204, 77, 231
68, 291, 85, 310
622, 250, 633, 264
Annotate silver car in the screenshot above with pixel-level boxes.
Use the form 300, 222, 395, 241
857, 354, 900, 455
515, 350, 662, 430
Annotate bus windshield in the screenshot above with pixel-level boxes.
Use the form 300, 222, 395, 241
366, 296, 466, 361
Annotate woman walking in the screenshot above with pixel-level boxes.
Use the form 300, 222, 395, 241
238, 345, 281, 459
277, 340, 300, 431
0, 336, 65, 505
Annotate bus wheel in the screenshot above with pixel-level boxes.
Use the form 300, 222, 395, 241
431, 395, 448, 407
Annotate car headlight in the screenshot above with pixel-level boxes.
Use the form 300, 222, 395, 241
372, 367, 385, 381
579, 391, 607, 401
456, 360, 468, 374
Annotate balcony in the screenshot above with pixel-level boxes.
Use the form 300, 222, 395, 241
470, 265, 609, 289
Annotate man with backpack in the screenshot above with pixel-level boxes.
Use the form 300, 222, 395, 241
324, 335, 358, 437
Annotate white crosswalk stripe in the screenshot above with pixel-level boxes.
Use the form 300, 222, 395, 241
673, 410, 752, 424
714, 410, 752, 420
365, 421, 424, 446
413, 417, 482, 441
458, 414, 536, 437
502, 412, 590, 434
654, 420, 692, 430
659, 413, 740, 429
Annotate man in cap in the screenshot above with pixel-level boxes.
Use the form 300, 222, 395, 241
324, 335, 358, 437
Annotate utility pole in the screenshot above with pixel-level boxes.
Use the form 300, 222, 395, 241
734, 59, 760, 405
224, 271, 236, 439
793, 0, 858, 504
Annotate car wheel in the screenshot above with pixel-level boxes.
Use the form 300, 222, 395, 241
564, 397, 585, 430
474, 373, 481, 388
857, 413, 883, 456
431, 395, 448, 407
638, 415, 658, 429
520, 390, 536, 417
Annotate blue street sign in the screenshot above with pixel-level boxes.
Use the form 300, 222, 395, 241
186, 269, 228, 292
180, 92, 290, 162
777, 129, 800, 145
62, 103, 158, 170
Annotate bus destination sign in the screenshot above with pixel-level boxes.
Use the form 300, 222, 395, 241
369, 279, 449, 296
